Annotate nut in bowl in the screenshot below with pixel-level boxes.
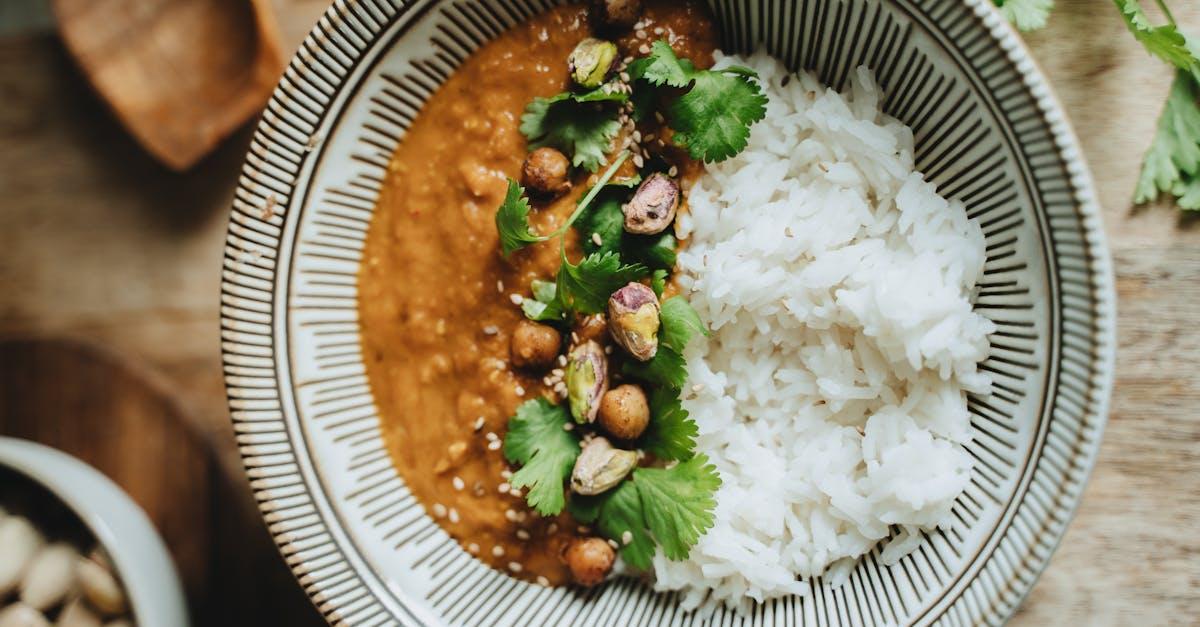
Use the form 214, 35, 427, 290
0, 439, 187, 627
221, 0, 1114, 624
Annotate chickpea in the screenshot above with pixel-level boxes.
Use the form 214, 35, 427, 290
591, 0, 642, 28
521, 147, 571, 196
511, 320, 561, 370
563, 537, 615, 586
597, 384, 649, 440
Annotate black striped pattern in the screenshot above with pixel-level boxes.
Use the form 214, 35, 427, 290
220, 0, 1115, 625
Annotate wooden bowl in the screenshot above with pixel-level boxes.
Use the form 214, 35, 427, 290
51, 0, 285, 170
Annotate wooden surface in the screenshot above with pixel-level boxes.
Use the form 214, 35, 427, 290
50, 0, 285, 170
0, 1, 1196, 625
0, 338, 320, 626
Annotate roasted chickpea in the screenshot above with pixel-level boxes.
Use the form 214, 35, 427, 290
521, 147, 571, 196
598, 384, 650, 440
510, 320, 561, 370
563, 537, 615, 586
591, 0, 642, 29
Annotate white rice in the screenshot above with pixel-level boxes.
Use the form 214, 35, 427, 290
655, 52, 995, 611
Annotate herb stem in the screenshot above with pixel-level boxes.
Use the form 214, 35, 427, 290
1154, 0, 1177, 26
550, 151, 631, 240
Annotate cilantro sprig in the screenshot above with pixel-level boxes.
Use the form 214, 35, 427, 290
569, 456, 720, 569
503, 398, 580, 516
629, 41, 768, 163
521, 88, 628, 172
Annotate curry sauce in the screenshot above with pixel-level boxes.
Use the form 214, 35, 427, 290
359, 1, 716, 585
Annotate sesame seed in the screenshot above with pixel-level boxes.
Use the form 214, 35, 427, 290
654, 27, 665, 35
669, 166, 679, 177
515, 385, 526, 397
483, 325, 499, 335
537, 576, 551, 587
487, 440, 502, 451
607, 539, 620, 550
638, 43, 650, 55
467, 542, 480, 554
631, 130, 642, 143
785, 227, 795, 237
622, 531, 633, 545
592, 232, 603, 246
501, 469, 513, 480
634, 20, 646, 29
510, 487, 523, 498
516, 529, 531, 540
563, 423, 574, 432
493, 545, 505, 557
510, 293, 524, 305
636, 29, 647, 38
452, 476, 465, 491
497, 280, 504, 293
692, 383, 705, 393
644, 133, 656, 142
433, 503, 447, 518
499, 482, 511, 494
604, 346, 613, 355
577, 525, 591, 534
655, 112, 665, 123
623, 56, 634, 65
548, 523, 559, 534
633, 154, 645, 168
486, 431, 499, 442
505, 509, 518, 522
474, 417, 485, 431
449, 508, 460, 523
508, 562, 523, 573
557, 355, 568, 366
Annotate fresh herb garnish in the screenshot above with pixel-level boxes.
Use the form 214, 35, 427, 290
575, 177, 677, 270
570, 455, 720, 568
659, 296, 709, 350
630, 41, 768, 163
495, 180, 545, 256
522, 279, 565, 322
623, 345, 688, 389
998, 0, 1200, 211
556, 251, 649, 315
638, 386, 699, 462
649, 269, 668, 297
623, 297, 708, 389
521, 88, 628, 172
503, 398, 581, 516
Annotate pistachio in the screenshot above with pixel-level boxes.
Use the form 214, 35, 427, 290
622, 173, 680, 235
565, 341, 608, 423
607, 283, 660, 361
570, 437, 637, 495
569, 38, 618, 89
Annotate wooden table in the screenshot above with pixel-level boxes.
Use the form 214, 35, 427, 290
0, 1, 1196, 624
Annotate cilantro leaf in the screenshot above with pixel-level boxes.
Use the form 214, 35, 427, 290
650, 269, 668, 298
1115, 0, 1200, 80
632, 41, 768, 163
557, 251, 649, 315
623, 345, 688, 389
624, 233, 677, 270
503, 398, 580, 516
576, 177, 641, 257
633, 456, 721, 560
638, 387, 698, 461
995, 0, 1054, 31
495, 180, 545, 256
629, 40, 696, 88
521, 89, 626, 172
659, 297, 709, 351
1136, 72, 1200, 206
522, 279, 565, 322
670, 70, 768, 162
569, 482, 657, 570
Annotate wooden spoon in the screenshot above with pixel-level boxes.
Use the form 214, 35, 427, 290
50, 0, 286, 171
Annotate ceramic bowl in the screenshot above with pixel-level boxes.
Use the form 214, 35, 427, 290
220, 1, 1116, 624
0, 437, 189, 626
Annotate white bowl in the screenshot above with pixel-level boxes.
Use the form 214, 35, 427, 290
220, 1, 1116, 624
0, 438, 189, 627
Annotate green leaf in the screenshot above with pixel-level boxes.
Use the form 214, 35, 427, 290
659, 297, 708, 352
1135, 72, 1200, 205
1172, 173, 1200, 210
503, 398, 580, 516
650, 269, 668, 298
629, 40, 697, 88
670, 70, 768, 163
495, 180, 544, 256
568, 482, 656, 570
633, 456, 721, 560
995, 0, 1054, 31
557, 252, 649, 315
522, 279, 565, 322
521, 90, 626, 172
638, 387, 698, 461
623, 345, 688, 389
576, 177, 640, 256
624, 233, 677, 270
1114, 0, 1200, 80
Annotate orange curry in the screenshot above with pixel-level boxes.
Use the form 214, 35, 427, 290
359, 1, 715, 585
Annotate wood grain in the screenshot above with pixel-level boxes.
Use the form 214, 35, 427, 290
0, 0, 1196, 624
49, 0, 285, 170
